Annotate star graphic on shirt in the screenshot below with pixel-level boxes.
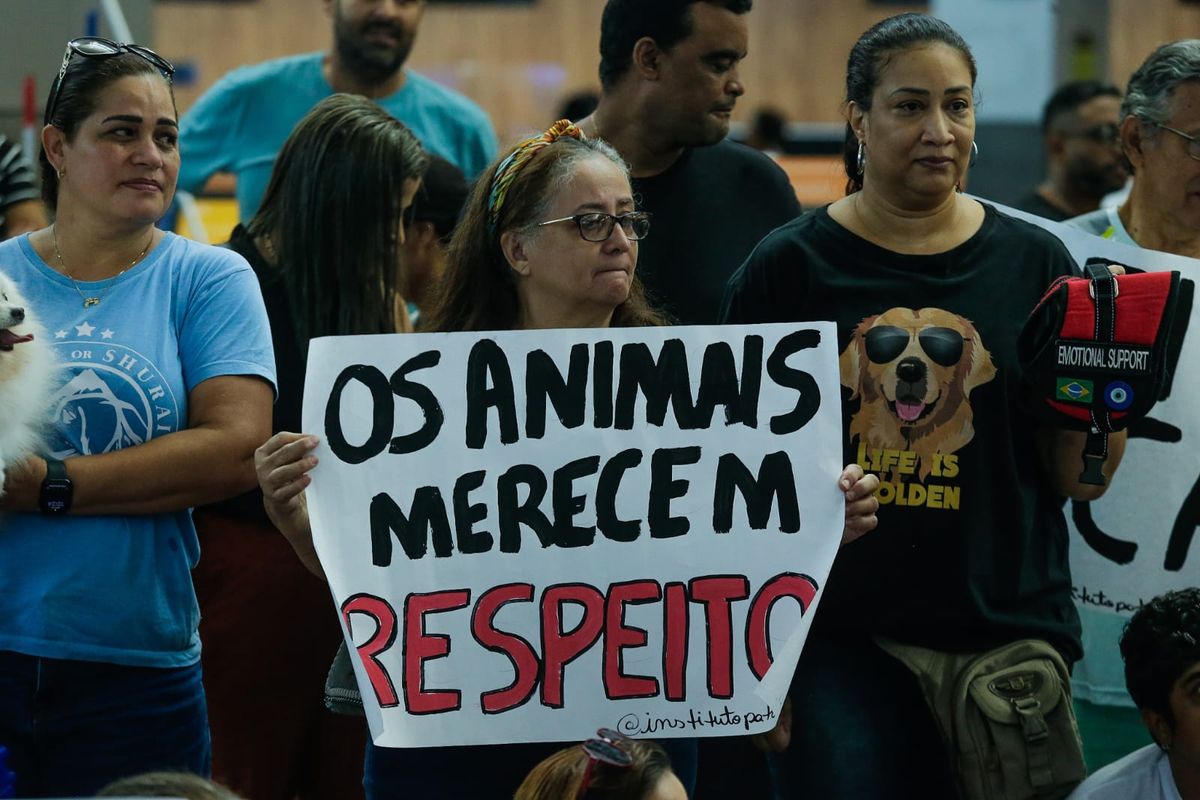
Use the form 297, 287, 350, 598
100, 328, 115, 340
55, 329, 67, 339
75, 321, 95, 337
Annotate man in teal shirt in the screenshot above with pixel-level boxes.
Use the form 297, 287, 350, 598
179, 0, 497, 221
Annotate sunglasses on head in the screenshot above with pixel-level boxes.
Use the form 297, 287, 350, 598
864, 325, 964, 367
576, 728, 634, 798
44, 37, 174, 126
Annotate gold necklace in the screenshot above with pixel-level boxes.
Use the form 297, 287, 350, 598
52, 225, 153, 308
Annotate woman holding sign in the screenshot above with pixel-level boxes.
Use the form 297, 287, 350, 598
722, 13, 1128, 799
194, 94, 428, 800
257, 121, 880, 798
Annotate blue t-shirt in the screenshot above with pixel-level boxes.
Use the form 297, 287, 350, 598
0, 232, 275, 667
178, 53, 498, 221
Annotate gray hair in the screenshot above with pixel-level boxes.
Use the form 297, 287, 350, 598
1122, 39, 1200, 127
521, 136, 630, 230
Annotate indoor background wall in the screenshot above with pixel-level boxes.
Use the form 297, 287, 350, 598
0, 0, 152, 133
2, 0, 1198, 204
4, 0, 1197, 140
1110, 0, 1200, 84
147, 0, 1200, 140
150, 0, 925, 144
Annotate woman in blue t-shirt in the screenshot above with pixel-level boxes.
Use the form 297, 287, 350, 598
0, 39, 274, 797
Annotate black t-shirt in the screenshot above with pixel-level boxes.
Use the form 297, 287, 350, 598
633, 139, 801, 325
202, 224, 304, 522
721, 204, 1082, 659
1012, 191, 1071, 222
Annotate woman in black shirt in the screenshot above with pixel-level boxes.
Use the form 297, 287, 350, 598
722, 14, 1127, 798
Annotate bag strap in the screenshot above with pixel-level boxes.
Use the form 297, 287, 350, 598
1160, 275, 1194, 400
1083, 260, 1116, 341
1079, 428, 1108, 486
1079, 260, 1118, 485
1010, 694, 1054, 789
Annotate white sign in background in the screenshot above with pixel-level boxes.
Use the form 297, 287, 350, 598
1006, 205, 1200, 705
302, 323, 845, 746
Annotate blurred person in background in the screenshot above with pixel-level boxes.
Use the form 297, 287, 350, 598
403, 153, 467, 325
1071, 41, 1200, 259
557, 89, 601, 123
0, 133, 47, 239
577, 0, 801, 326
178, 0, 495, 222
745, 106, 788, 155
1016, 80, 1127, 222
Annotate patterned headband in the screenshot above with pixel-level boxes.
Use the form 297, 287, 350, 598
487, 119, 585, 232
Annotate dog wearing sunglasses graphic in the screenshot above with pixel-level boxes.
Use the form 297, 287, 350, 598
840, 307, 996, 480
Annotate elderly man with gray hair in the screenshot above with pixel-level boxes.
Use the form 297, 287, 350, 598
1067, 38, 1200, 775
1070, 40, 1200, 258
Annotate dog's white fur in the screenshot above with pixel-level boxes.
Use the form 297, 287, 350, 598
0, 270, 54, 496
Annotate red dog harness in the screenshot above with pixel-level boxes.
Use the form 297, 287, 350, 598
1019, 259, 1193, 485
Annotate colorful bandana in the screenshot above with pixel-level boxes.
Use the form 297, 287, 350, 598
487, 119, 584, 232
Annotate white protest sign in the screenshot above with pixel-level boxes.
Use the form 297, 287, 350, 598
302, 323, 845, 747
1003, 204, 1200, 705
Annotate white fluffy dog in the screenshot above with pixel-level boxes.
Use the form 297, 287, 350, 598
0, 270, 54, 496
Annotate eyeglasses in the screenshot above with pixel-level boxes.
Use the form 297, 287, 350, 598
576, 728, 634, 798
44, 37, 175, 126
1068, 122, 1121, 145
1154, 122, 1200, 161
536, 211, 652, 242
864, 325, 964, 367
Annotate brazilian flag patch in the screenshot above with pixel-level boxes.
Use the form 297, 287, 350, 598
1055, 377, 1094, 404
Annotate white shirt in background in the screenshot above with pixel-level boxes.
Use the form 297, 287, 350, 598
1068, 743, 1181, 800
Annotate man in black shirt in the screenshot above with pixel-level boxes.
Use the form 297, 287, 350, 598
576, 0, 801, 325
1015, 80, 1128, 221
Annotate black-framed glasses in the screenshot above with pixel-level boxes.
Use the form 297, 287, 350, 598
44, 37, 175, 126
864, 325, 965, 367
1154, 122, 1200, 161
1067, 122, 1120, 145
536, 211, 652, 242
576, 728, 634, 798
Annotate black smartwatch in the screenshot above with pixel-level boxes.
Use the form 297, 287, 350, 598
39, 458, 73, 515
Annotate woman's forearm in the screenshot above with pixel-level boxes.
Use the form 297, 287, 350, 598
0, 376, 272, 515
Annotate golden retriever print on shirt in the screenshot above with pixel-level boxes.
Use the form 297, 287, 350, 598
840, 307, 996, 487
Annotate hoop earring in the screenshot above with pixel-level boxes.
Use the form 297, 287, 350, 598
856, 141, 866, 176
969, 140, 979, 168
57, 168, 65, 180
